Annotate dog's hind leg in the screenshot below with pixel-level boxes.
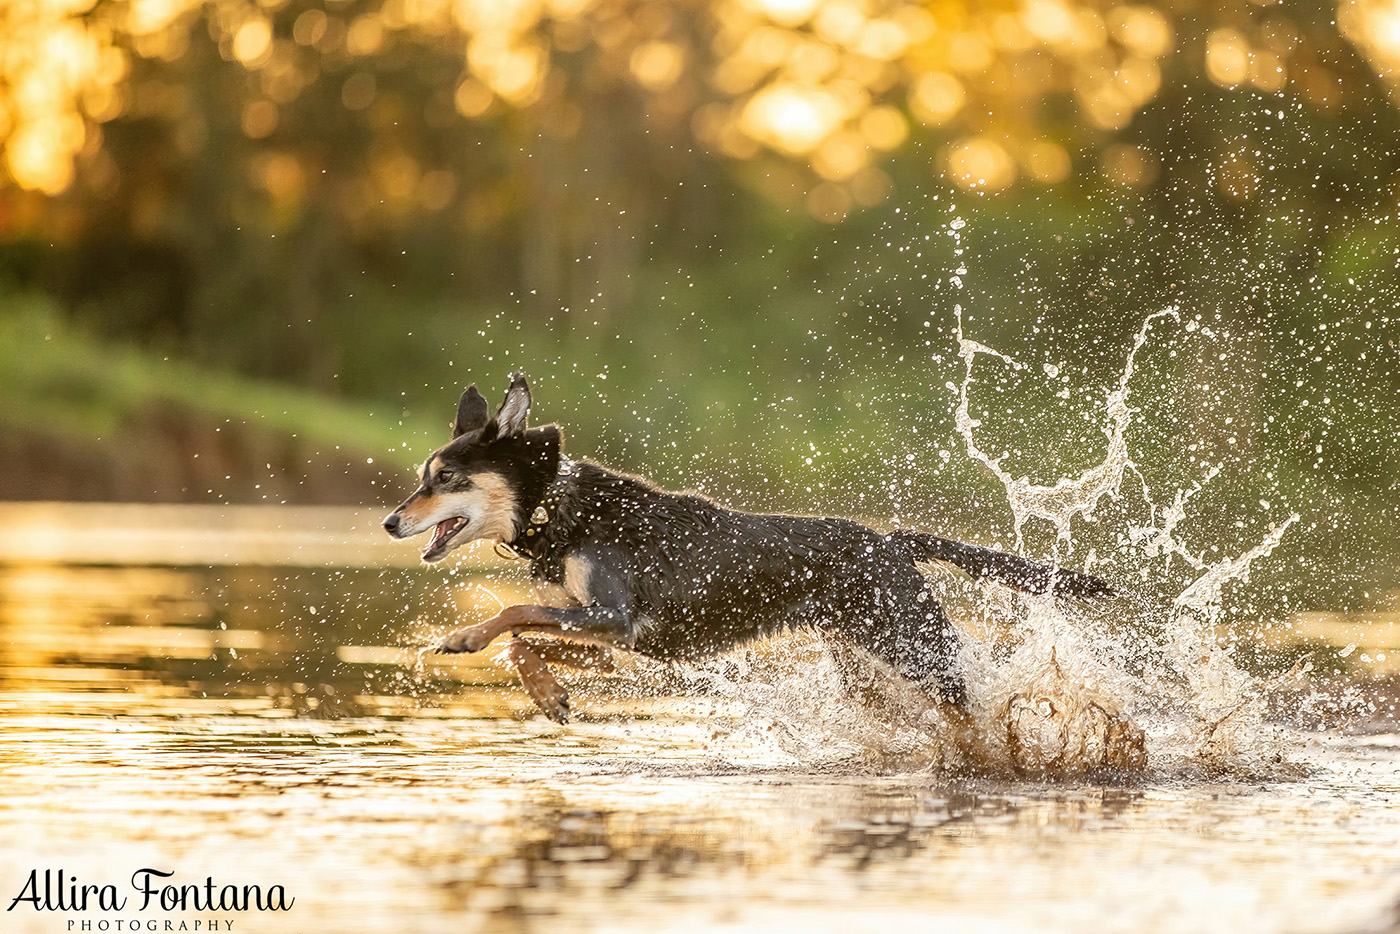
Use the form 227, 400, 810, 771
863, 604, 966, 706
898, 596, 967, 706
833, 566, 967, 706
501, 637, 570, 723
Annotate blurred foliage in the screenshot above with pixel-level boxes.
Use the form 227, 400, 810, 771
0, 0, 1398, 611
2, 0, 1399, 346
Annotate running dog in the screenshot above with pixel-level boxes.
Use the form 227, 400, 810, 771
382, 375, 1112, 722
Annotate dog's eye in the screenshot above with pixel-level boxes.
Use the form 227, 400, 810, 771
436, 469, 454, 484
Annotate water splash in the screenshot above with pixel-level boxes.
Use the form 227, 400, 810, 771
702, 310, 1303, 780
692, 633, 971, 773
952, 306, 1179, 551
1159, 515, 1302, 765
950, 309, 1302, 776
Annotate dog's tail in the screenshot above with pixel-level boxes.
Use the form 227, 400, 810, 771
887, 530, 1114, 598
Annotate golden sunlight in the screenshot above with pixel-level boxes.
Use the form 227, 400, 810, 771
2, 0, 1399, 207
740, 83, 848, 154
1342, 0, 1400, 100
1205, 28, 1251, 87
946, 136, 1017, 190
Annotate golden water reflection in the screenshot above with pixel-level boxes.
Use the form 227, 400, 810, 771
1, 509, 1400, 933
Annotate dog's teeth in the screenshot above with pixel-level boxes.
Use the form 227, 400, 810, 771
423, 517, 470, 559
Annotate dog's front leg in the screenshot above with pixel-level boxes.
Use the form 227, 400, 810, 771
438, 545, 636, 655
437, 604, 636, 654
437, 604, 530, 653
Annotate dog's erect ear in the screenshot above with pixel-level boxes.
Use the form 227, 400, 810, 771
496, 374, 531, 438
453, 385, 490, 439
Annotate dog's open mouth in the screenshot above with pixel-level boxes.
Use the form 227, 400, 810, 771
423, 516, 469, 561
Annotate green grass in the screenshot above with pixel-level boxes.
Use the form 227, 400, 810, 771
0, 292, 441, 464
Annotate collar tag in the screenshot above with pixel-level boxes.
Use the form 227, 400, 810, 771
494, 541, 524, 561
505, 457, 574, 558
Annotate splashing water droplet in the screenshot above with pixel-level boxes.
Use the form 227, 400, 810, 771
948, 309, 1301, 777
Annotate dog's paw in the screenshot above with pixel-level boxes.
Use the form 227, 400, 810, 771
506, 638, 570, 724
533, 690, 570, 725
435, 624, 497, 654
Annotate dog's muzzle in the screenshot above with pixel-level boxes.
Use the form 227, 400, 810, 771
382, 512, 405, 537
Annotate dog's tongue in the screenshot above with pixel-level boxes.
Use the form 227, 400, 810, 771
424, 517, 465, 557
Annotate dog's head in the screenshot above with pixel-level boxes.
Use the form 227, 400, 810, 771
382, 374, 562, 562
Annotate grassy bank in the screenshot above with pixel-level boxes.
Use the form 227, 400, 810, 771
0, 292, 440, 455
0, 292, 446, 503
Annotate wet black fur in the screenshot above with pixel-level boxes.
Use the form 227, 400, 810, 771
390, 377, 1114, 708
520, 458, 970, 697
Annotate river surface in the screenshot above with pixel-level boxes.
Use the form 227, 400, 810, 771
1, 507, 1398, 934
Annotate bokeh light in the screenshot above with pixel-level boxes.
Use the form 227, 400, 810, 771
0, 0, 1398, 216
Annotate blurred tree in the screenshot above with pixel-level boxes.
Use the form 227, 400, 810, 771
0, 0, 1396, 386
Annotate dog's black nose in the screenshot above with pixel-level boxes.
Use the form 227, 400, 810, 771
382, 513, 401, 535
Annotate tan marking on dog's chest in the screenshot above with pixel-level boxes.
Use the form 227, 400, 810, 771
535, 554, 595, 608
564, 554, 593, 603
533, 582, 574, 606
